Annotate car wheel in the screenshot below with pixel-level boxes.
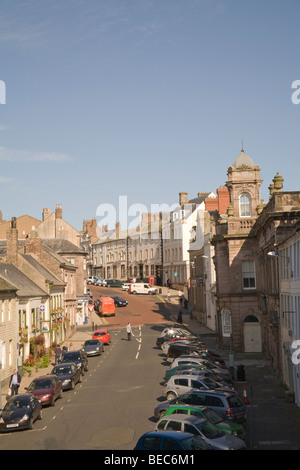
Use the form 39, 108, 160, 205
166, 392, 176, 401
133, 290, 137, 294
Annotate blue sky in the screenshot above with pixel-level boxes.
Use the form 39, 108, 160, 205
0, 0, 300, 231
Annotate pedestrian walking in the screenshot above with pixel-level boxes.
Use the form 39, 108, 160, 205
9, 370, 21, 396
55, 344, 62, 365
177, 309, 183, 324
126, 322, 134, 341
167, 291, 170, 302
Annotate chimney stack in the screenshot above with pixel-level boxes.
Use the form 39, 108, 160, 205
6, 217, 19, 265
42, 208, 51, 221
179, 192, 188, 206
55, 204, 62, 219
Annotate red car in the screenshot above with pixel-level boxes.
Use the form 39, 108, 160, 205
92, 329, 111, 345
25, 375, 62, 407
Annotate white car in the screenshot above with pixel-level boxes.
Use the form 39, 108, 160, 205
121, 283, 131, 291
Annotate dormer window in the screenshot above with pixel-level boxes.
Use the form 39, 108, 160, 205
239, 193, 251, 217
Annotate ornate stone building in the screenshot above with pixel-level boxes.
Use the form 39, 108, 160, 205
212, 148, 300, 378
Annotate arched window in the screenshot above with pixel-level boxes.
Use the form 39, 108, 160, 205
239, 193, 251, 217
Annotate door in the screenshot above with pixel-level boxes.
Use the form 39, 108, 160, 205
243, 315, 262, 352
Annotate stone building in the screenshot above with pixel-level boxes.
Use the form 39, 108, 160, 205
0, 274, 18, 400
212, 148, 300, 378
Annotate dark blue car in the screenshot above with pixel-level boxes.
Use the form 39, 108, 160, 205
134, 431, 209, 450
111, 296, 128, 307
0, 394, 42, 432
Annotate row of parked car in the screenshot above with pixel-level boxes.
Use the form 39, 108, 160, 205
0, 330, 111, 433
134, 324, 247, 450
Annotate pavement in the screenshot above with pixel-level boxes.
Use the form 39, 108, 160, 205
2, 285, 300, 450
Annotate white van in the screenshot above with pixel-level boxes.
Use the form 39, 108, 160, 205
128, 283, 157, 295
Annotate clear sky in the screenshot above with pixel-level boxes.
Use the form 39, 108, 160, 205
0, 0, 300, 231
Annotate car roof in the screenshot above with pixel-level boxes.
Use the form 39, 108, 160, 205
32, 375, 56, 380
168, 404, 206, 411
186, 389, 232, 397
140, 430, 194, 439
93, 329, 108, 333
52, 362, 75, 367
159, 415, 206, 425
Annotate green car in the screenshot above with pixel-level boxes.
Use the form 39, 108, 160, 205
162, 405, 246, 440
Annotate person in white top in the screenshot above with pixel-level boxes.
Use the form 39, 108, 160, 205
126, 322, 134, 341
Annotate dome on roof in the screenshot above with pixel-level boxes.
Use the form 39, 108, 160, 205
232, 149, 255, 168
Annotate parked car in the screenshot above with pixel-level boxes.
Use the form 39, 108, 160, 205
94, 278, 106, 286
161, 405, 246, 440
155, 415, 246, 450
121, 283, 130, 291
170, 356, 231, 381
134, 430, 210, 450
92, 329, 111, 345
0, 394, 42, 432
87, 276, 97, 284
163, 375, 233, 400
164, 364, 233, 384
154, 390, 246, 424
156, 332, 198, 348
111, 296, 128, 307
162, 339, 206, 356
159, 326, 195, 338
25, 375, 62, 406
128, 283, 157, 295
82, 339, 104, 356
51, 362, 82, 390
105, 279, 124, 287
166, 342, 210, 359
61, 350, 89, 375
169, 369, 233, 388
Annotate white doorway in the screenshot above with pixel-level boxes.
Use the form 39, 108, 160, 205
244, 315, 262, 352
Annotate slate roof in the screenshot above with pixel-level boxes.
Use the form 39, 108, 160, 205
21, 254, 65, 286
0, 274, 18, 292
42, 238, 86, 255
0, 263, 48, 298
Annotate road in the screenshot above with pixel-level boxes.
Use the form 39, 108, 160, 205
0, 288, 174, 450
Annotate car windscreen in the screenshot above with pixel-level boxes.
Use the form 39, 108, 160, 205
85, 340, 99, 345
28, 379, 52, 390
4, 397, 31, 410
52, 366, 71, 375
196, 419, 224, 439
62, 353, 80, 361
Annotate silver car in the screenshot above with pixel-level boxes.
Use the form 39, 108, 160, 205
82, 339, 104, 356
155, 414, 246, 450
163, 374, 233, 400
170, 356, 231, 379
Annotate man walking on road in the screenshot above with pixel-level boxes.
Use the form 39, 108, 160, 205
126, 322, 134, 341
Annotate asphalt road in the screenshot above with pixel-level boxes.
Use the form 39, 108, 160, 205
0, 289, 172, 450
